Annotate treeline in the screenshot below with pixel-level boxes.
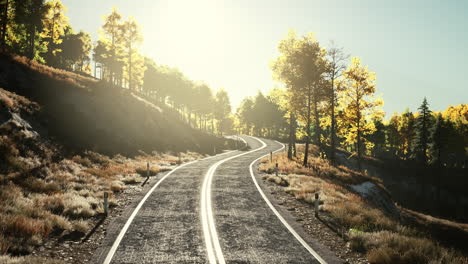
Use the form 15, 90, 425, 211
238, 30, 467, 169
236, 90, 287, 138
379, 103, 467, 168
0, 0, 235, 135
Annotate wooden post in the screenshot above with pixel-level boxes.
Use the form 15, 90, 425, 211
146, 162, 150, 179
270, 151, 273, 162
314, 193, 319, 217
178, 153, 182, 164
275, 163, 279, 176
104, 192, 109, 216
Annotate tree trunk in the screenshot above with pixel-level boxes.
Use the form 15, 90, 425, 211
356, 93, 362, 171
330, 77, 336, 164
313, 93, 321, 156
288, 113, 294, 160
128, 43, 133, 90
303, 90, 312, 167
1, 0, 9, 50
29, 25, 36, 59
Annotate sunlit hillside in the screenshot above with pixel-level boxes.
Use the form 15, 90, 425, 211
0, 53, 231, 155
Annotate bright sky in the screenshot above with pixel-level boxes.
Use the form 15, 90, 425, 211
62, 0, 467, 116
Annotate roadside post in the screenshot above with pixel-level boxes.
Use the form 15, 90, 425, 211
146, 162, 150, 180
104, 192, 109, 216
178, 153, 182, 164
314, 193, 319, 217
270, 151, 273, 162
275, 162, 279, 176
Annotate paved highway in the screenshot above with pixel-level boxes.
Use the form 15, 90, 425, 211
93, 136, 340, 264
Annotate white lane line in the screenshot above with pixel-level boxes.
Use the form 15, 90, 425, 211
201, 137, 268, 264
248, 136, 328, 264
103, 150, 237, 264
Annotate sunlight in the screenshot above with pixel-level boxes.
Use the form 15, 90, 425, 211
156, 0, 226, 65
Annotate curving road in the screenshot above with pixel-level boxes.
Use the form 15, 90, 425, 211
93, 136, 340, 264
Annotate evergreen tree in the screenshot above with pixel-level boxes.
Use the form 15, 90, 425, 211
120, 17, 143, 91
429, 113, 448, 167
412, 97, 433, 165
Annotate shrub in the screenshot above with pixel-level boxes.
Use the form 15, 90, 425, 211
72, 220, 89, 234
62, 193, 95, 218
121, 174, 142, 184
26, 178, 61, 194
71, 155, 92, 167
40, 194, 65, 214
135, 166, 160, 176
110, 180, 124, 192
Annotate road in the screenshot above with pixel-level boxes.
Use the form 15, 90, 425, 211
93, 136, 340, 264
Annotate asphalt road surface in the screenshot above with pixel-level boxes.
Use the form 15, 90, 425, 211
93, 136, 340, 264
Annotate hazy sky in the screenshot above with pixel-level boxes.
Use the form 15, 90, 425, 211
62, 0, 467, 117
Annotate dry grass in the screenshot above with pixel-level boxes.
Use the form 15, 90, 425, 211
260, 149, 379, 186
350, 231, 466, 264
11, 55, 97, 90
0, 94, 14, 109
260, 145, 468, 264
0, 88, 39, 114
0, 148, 204, 257
0, 255, 64, 264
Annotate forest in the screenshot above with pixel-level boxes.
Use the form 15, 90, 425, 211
0, 0, 235, 136
236, 31, 467, 173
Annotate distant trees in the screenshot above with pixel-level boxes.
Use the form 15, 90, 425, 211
214, 88, 232, 135
236, 91, 286, 138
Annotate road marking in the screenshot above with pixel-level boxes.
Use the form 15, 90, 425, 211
103, 150, 237, 264
248, 136, 328, 264
201, 138, 267, 264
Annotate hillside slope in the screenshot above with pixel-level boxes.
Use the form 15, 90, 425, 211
0, 53, 229, 156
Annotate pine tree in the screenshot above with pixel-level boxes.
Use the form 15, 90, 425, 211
120, 17, 143, 91
412, 97, 433, 165
429, 113, 448, 167
101, 7, 123, 85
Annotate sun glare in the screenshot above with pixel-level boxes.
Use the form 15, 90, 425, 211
156, 0, 226, 65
